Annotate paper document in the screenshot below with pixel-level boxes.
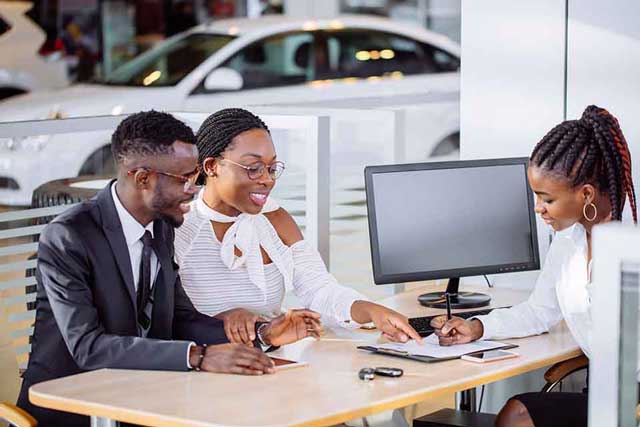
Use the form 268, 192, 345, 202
378, 334, 508, 358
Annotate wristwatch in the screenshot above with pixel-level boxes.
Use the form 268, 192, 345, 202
255, 321, 280, 352
256, 321, 270, 346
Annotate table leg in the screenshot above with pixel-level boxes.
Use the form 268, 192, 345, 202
91, 416, 117, 427
458, 388, 477, 412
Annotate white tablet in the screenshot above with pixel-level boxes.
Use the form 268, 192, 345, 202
270, 356, 309, 371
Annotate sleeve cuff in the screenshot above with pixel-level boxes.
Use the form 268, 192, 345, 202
339, 298, 370, 329
472, 315, 494, 340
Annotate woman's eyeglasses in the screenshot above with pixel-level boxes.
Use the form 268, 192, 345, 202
220, 158, 285, 180
127, 167, 200, 192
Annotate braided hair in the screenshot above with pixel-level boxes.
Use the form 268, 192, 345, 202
530, 105, 637, 223
195, 108, 270, 180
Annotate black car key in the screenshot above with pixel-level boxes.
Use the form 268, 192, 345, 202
374, 367, 403, 377
358, 367, 376, 381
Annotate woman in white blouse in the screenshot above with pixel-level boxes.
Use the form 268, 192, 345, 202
175, 108, 421, 346
431, 105, 638, 427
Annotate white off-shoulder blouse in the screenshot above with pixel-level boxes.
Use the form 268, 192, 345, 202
174, 192, 368, 327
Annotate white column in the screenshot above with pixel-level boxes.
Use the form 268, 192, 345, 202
459, 0, 568, 413
304, 116, 331, 267
460, 0, 566, 289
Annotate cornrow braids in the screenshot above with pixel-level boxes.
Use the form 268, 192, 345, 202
195, 108, 270, 177
530, 105, 637, 223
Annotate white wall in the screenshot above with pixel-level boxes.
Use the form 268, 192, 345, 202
566, 0, 640, 222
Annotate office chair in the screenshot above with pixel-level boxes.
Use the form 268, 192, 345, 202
0, 203, 78, 427
413, 353, 593, 427
0, 403, 37, 427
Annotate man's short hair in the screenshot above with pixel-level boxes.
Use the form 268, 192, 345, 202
111, 111, 196, 163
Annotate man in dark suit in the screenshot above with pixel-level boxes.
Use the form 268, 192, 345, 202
17, 111, 322, 427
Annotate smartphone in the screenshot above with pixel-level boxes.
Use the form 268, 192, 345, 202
461, 349, 519, 363
269, 356, 309, 371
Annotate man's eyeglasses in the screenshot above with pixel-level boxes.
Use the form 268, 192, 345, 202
127, 167, 200, 192
220, 158, 285, 181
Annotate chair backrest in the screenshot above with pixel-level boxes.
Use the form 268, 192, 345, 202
0, 204, 75, 375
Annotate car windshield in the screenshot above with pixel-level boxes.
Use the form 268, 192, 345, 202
99, 33, 236, 87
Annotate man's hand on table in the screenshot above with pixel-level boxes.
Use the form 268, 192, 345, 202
189, 343, 275, 375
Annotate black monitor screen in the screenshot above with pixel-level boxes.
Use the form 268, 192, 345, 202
365, 158, 539, 284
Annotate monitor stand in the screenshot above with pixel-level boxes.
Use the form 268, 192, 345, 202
417, 278, 491, 309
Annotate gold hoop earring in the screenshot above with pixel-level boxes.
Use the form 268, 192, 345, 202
583, 203, 597, 222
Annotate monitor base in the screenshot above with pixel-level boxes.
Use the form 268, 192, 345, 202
418, 292, 491, 309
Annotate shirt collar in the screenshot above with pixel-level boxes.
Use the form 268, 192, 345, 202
111, 182, 154, 247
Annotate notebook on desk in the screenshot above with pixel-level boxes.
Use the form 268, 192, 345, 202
357, 334, 518, 363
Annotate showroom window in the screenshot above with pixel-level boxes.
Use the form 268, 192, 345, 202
323, 29, 457, 79
220, 31, 315, 90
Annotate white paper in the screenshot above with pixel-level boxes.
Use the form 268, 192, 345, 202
377, 334, 508, 358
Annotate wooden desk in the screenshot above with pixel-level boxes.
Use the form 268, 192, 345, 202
30, 285, 581, 427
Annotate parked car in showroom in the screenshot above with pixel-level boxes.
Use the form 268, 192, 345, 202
0, 14, 459, 206
0, 1, 68, 101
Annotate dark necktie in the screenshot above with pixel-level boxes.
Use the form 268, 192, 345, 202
137, 230, 153, 330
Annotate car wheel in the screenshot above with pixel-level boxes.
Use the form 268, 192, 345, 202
0, 87, 27, 101
430, 132, 460, 157
78, 145, 116, 176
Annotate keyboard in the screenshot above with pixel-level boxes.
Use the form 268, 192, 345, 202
408, 308, 496, 337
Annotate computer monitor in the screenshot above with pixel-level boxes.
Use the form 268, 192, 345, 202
364, 157, 540, 309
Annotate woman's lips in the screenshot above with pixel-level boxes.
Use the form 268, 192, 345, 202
249, 192, 268, 206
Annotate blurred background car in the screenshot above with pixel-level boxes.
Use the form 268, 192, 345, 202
0, 1, 68, 101
0, 14, 459, 206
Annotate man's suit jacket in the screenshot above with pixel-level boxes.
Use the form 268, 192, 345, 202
18, 183, 228, 426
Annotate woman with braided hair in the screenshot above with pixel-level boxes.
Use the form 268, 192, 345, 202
430, 105, 637, 427
174, 108, 421, 348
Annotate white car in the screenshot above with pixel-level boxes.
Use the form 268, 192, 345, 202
0, 1, 68, 100
0, 14, 459, 206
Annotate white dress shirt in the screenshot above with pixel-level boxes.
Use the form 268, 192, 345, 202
111, 183, 158, 290
476, 221, 640, 378
111, 183, 193, 367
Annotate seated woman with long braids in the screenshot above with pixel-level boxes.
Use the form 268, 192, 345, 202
175, 108, 421, 345
431, 105, 637, 427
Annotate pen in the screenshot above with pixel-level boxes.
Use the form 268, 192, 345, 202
445, 292, 452, 321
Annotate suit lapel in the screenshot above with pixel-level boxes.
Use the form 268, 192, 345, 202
95, 182, 137, 307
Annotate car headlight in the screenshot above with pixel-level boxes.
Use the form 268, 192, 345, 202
0, 135, 50, 152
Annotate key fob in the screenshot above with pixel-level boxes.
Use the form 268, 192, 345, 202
374, 367, 403, 377
358, 367, 376, 381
